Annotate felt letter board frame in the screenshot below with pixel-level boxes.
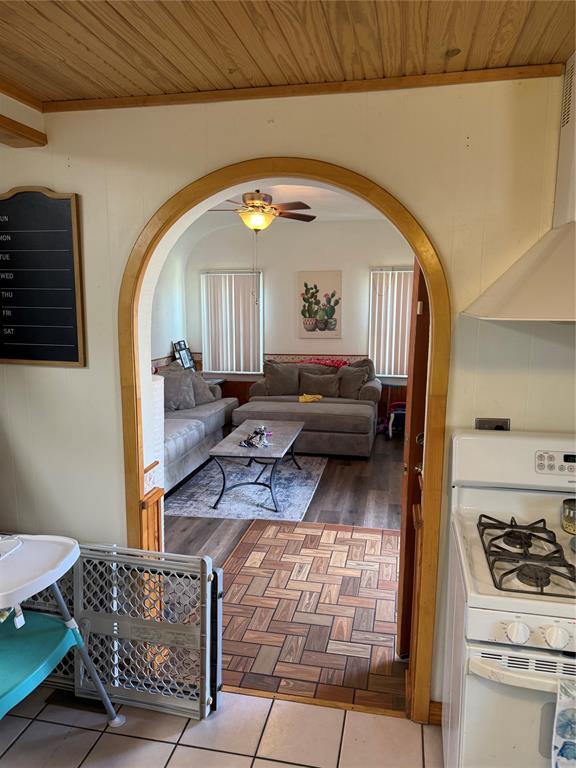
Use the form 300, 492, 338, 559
0, 187, 85, 367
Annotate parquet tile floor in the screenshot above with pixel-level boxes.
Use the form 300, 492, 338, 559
221, 519, 406, 711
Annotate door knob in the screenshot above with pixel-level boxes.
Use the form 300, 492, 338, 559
416, 432, 424, 446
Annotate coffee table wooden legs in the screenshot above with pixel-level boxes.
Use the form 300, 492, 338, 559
212, 456, 284, 513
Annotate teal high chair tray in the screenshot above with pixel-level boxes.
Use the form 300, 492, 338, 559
0, 534, 125, 727
0, 611, 76, 718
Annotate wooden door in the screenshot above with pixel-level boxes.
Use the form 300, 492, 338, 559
397, 261, 430, 659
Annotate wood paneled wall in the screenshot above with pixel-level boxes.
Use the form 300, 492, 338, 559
379, 384, 409, 420
221, 379, 254, 406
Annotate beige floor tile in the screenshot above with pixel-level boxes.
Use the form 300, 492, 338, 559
339, 712, 422, 768
0, 720, 99, 768
39, 703, 108, 730
423, 725, 444, 767
0, 717, 30, 754
254, 761, 311, 768
168, 745, 253, 768
82, 733, 173, 768
180, 692, 271, 755
8, 686, 53, 718
107, 705, 187, 742
257, 700, 344, 768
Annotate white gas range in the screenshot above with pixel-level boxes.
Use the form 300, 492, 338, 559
443, 430, 576, 768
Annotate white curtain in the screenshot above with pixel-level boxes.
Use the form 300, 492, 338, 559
369, 269, 413, 376
201, 271, 263, 373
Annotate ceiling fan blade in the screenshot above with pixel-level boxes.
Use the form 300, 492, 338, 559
208, 208, 237, 212
278, 212, 316, 222
274, 201, 311, 211
226, 199, 242, 205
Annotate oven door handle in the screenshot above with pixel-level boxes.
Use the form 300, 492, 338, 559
468, 657, 558, 694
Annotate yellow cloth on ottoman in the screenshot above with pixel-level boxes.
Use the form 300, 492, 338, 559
298, 393, 323, 403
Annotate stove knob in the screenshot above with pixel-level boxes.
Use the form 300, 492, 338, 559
506, 622, 531, 644
544, 626, 570, 650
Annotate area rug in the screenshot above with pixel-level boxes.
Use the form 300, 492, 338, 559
164, 456, 328, 521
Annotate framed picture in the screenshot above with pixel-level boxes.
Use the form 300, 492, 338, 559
298, 271, 342, 339
178, 348, 195, 369
172, 340, 195, 369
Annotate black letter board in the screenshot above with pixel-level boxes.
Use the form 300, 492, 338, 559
0, 187, 85, 366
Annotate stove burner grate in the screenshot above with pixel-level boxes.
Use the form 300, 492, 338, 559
477, 514, 576, 598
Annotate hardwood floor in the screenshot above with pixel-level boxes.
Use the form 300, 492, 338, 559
165, 516, 251, 564
164, 435, 404, 564
305, 435, 403, 528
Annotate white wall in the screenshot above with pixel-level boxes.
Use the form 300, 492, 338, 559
1, 77, 574, 699
178, 219, 413, 357
150, 247, 187, 360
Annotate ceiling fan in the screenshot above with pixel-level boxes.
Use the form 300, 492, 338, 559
209, 190, 316, 231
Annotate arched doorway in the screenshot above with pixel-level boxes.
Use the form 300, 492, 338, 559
118, 157, 450, 722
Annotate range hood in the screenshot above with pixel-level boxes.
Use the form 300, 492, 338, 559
464, 55, 575, 322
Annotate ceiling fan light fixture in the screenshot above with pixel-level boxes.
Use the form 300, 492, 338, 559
238, 208, 277, 232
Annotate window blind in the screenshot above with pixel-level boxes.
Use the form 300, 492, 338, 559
200, 271, 263, 373
369, 269, 413, 377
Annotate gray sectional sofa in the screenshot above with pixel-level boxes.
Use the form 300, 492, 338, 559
160, 370, 238, 491
232, 360, 381, 457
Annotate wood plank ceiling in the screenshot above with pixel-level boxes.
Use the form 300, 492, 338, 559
0, 1, 573, 111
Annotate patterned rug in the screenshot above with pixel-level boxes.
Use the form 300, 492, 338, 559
221, 520, 405, 711
164, 456, 328, 521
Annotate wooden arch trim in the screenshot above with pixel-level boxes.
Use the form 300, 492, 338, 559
118, 157, 451, 722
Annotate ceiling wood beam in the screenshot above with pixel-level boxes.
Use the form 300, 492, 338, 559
0, 113, 47, 147
0, 75, 42, 111
41, 63, 563, 113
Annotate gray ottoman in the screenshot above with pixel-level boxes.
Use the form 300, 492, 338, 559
231, 399, 376, 457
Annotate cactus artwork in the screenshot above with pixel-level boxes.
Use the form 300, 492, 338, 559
301, 282, 321, 318
298, 271, 342, 338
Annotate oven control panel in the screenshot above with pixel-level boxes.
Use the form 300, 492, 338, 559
535, 449, 576, 476
467, 608, 576, 652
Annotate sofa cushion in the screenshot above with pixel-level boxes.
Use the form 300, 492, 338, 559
164, 419, 205, 466
350, 357, 376, 380
296, 363, 338, 376
232, 401, 375, 434
250, 396, 376, 407
165, 397, 239, 433
190, 373, 215, 405
299, 371, 340, 397
358, 378, 382, 404
339, 366, 369, 399
159, 367, 196, 411
264, 361, 300, 395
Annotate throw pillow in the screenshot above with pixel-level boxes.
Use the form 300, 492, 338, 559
264, 361, 300, 395
350, 357, 376, 381
190, 372, 216, 405
299, 371, 340, 397
339, 366, 369, 399
158, 366, 196, 411
298, 363, 338, 377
